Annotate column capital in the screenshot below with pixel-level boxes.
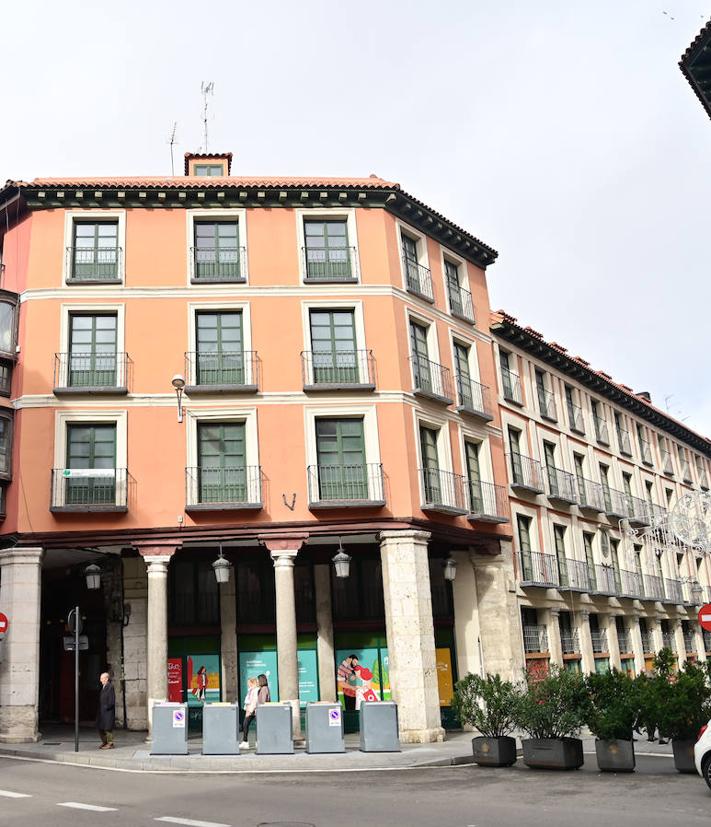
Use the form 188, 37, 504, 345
0, 548, 44, 568
548, 607, 561, 618
271, 549, 298, 568
137, 544, 178, 574
379, 529, 431, 545
577, 609, 591, 621
259, 533, 308, 556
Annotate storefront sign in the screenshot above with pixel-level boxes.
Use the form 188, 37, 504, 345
167, 658, 183, 703
435, 648, 454, 707
186, 654, 220, 706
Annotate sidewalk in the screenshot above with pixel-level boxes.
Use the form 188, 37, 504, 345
0, 726, 675, 773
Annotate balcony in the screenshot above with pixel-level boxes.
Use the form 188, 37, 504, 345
403, 256, 434, 302
628, 496, 651, 527
190, 246, 246, 283
576, 477, 605, 512
704, 630, 711, 653
561, 629, 581, 655
420, 468, 467, 515
567, 403, 585, 434
619, 568, 644, 598
640, 630, 653, 654
523, 625, 549, 654
683, 629, 695, 654
537, 388, 557, 422
185, 466, 262, 511
558, 557, 592, 591
53, 352, 129, 395
701, 472, 710, 491
545, 466, 578, 506
456, 377, 493, 421
509, 453, 545, 495
661, 631, 676, 653
617, 628, 632, 654
661, 451, 674, 476
467, 481, 509, 524
302, 245, 358, 283
66, 246, 122, 283
595, 565, 619, 596
591, 628, 608, 654
308, 463, 385, 509
184, 351, 259, 394
664, 578, 683, 604
302, 350, 375, 392
517, 550, 558, 587
604, 487, 632, 521
411, 356, 453, 404
500, 367, 523, 405
643, 573, 665, 601
617, 428, 633, 457
447, 281, 475, 323
682, 580, 704, 606
50, 468, 129, 513
593, 415, 610, 446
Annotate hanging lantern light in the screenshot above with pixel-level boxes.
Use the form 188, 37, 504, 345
212, 546, 231, 584
443, 557, 457, 582
332, 537, 352, 579
84, 563, 102, 591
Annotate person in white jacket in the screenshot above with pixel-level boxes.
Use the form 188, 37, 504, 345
240, 677, 259, 749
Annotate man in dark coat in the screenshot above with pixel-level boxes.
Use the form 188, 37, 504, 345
96, 672, 116, 749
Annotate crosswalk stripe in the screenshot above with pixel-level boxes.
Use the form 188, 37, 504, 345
0, 790, 31, 798
57, 802, 118, 812
155, 818, 231, 827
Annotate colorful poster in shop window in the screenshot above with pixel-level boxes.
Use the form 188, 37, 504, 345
186, 654, 220, 706
239, 651, 279, 703
167, 658, 183, 703
435, 648, 454, 707
335, 648, 389, 710
297, 650, 319, 704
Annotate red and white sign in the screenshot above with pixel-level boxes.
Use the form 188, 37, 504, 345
698, 604, 711, 632
167, 657, 183, 703
0, 612, 8, 635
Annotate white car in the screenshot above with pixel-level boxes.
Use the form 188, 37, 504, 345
694, 720, 711, 787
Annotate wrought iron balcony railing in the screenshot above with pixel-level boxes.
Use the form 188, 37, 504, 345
509, 452, 545, 493
593, 415, 610, 446
517, 550, 558, 587
411, 356, 453, 403
51, 467, 129, 512
190, 246, 246, 282
420, 467, 467, 515
591, 628, 608, 654
664, 578, 683, 604
185, 465, 262, 510
617, 428, 632, 456
447, 281, 475, 323
683, 630, 695, 653
66, 246, 122, 282
302, 350, 375, 390
456, 377, 493, 420
558, 557, 591, 591
308, 463, 385, 508
643, 573, 665, 601
661, 450, 674, 475
604, 487, 632, 520
640, 439, 653, 466
302, 245, 358, 282
403, 256, 434, 301
567, 403, 585, 434
617, 629, 632, 654
545, 466, 578, 505
619, 568, 644, 598
595, 565, 619, 595
628, 496, 651, 526
54, 352, 129, 393
561, 629, 580, 655
500, 367, 523, 405
184, 351, 259, 392
576, 476, 605, 512
467, 481, 509, 523
537, 388, 557, 421
661, 631, 676, 652
640, 629, 654, 654
523, 625, 549, 654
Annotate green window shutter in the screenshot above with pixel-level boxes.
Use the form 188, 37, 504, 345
196, 312, 244, 385
316, 418, 366, 500
309, 309, 357, 383
193, 221, 240, 280
304, 220, 350, 280
198, 421, 246, 503
69, 314, 117, 388
66, 424, 116, 505
465, 441, 482, 511
71, 222, 119, 280
454, 343, 472, 408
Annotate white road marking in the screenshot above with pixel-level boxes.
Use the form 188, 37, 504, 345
0, 789, 31, 798
57, 802, 118, 812
155, 818, 230, 827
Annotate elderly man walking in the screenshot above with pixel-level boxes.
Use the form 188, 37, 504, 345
96, 672, 116, 749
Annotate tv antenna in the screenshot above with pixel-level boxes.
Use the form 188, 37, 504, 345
168, 122, 178, 175
200, 81, 215, 152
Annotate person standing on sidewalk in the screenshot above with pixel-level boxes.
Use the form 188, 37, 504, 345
96, 672, 116, 749
239, 676, 259, 749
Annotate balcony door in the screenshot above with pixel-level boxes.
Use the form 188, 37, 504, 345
65, 424, 116, 505
304, 220, 350, 280
69, 314, 117, 388
309, 310, 357, 384
198, 422, 246, 503
196, 312, 244, 386
610, 539, 622, 592
517, 515, 533, 581
72, 221, 118, 280
409, 321, 432, 392
465, 441, 483, 512
508, 427, 523, 484
544, 441, 558, 496
583, 532, 596, 591
316, 418, 367, 500
554, 525, 568, 587
193, 221, 240, 280
454, 342, 473, 409
419, 425, 441, 503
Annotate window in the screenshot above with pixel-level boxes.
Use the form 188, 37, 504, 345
599, 463, 611, 509
637, 424, 653, 466
464, 440, 483, 511
316, 418, 367, 500
410, 320, 448, 399
574, 453, 587, 502
610, 538, 622, 592
583, 532, 596, 589
309, 309, 358, 384
679, 446, 692, 482
622, 472, 633, 502
591, 400, 609, 445
565, 385, 584, 433
195, 311, 245, 386
665, 487, 674, 507
65, 423, 117, 505
303, 220, 353, 281
400, 228, 433, 300
559, 611, 579, 655
194, 164, 225, 176
517, 514, 534, 581
0, 414, 12, 478
508, 426, 523, 484
420, 425, 441, 501
445, 258, 474, 322
454, 341, 483, 413
332, 557, 385, 622
0, 362, 11, 396
499, 350, 522, 404
197, 421, 247, 504
615, 412, 632, 456
170, 559, 219, 625
645, 480, 655, 510
67, 314, 118, 388
0, 297, 17, 357
69, 221, 120, 281
535, 370, 556, 421
554, 524, 568, 586
192, 220, 241, 281
660, 436, 674, 475
543, 440, 559, 496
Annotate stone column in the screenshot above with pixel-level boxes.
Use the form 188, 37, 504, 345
577, 610, 595, 674
452, 551, 483, 680
649, 620, 663, 658
380, 529, 444, 744
314, 563, 336, 702
606, 614, 622, 671
0, 548, 43, 743
138, 545, 177, 734
545, 607, 563, 667
219, 570, 238, 703
261, 533, 308, 740
692, 621, 706, 662
673, 619, 687, 666
629, 615, 646, 676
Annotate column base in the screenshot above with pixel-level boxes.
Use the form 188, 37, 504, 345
400, 726, 446, 744
0, 707, 40, 743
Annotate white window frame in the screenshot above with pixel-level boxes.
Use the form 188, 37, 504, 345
301, 300, 367, 385
406, 308, 443, 396
186, 208, 249, 286
458, 427, 493, 486
186, 406, 260, 476
295, 207, 360, 283
512, 504, 540, 553
440, 246, 473, 319
62, 210, 127, 285
396, 219, 431, 295
187, 301, 253, 386
412, 408, 455, 507
59, 303, 126, 388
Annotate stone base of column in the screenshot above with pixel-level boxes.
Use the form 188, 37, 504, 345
400, 726, 445, 744
0, 708, 41, 744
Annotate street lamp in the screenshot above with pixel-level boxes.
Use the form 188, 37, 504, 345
84, 563, 102, 591
212, 547, 231, 584
172, 374, 186, 423
443, 557, 457, 582
691, 580, 704, 606
332, 538, 351, 579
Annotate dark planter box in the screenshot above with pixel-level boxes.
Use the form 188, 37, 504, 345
672, 738, 696, 774
471, 736, 517, 767
595, 739, 635, 772
522, 738, 584, 770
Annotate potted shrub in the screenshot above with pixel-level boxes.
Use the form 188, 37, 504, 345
585, 669, 639, 772
452, 673, 520, 767
656, 660, 711, 774
514, 666, 588, 770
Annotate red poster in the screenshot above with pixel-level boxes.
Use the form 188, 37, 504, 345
167, 657, 183, 702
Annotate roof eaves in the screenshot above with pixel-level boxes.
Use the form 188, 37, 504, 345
679, 19, 711, 120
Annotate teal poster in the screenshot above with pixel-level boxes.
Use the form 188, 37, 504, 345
239, 651, 279, 702
298, 649, 319, 705
336, 647, 386, 710
186, 654, 220, 706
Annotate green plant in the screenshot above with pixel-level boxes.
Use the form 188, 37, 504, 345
452, 673, 520, 738
514, 666, 588, 739
652, 648, 676, 677
656, 661, 711, 740
585, 669, 640, 741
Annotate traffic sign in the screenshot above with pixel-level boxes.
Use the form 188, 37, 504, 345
63, 635, 89, 652
67, 609, 83, 636
0, 612, 8, 635
698, 603, 711, 632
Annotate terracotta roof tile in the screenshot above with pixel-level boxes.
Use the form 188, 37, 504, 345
19, 175, 399, 191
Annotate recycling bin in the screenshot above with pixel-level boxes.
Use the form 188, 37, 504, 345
359, 701, 400, 752
202, 703, 240, 755
305, 702, 346, 754
256, 703, 294, 754
151, 702, 189, 755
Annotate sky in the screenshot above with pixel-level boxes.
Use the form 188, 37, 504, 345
2, 1, 710, 432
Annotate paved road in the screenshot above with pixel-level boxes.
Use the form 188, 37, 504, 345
0, 754, 707, 826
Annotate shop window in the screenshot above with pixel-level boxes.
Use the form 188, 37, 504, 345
429, 558, 453, 619
331, 557, 385, 622
0, 294, 17, 357
237, 559, 276, 625
169, 559, 219, 626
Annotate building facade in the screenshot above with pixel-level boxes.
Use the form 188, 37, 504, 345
0, 153, 524, 744
491, 311, 711, 678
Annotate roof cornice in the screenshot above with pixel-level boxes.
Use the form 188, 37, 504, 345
679, 18, 711, 120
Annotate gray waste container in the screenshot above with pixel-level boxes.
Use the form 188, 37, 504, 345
202, 703, 240, 755
359, 701, 400, 752
151, 702, 189, 755
305, 702, 345, 754
256, 703, 294, 754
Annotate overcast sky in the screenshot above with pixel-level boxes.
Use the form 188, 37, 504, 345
2, 1, 710, 432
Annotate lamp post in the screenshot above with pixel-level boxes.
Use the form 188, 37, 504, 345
172, 374, 186, 423
332, 538, 351, 579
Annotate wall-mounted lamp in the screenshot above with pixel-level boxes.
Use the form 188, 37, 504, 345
172, 374, 186, 423
84, 563, 102, 591
212, 546, 231, 584
443, 557, 457, 582
332, 537, 352, 579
